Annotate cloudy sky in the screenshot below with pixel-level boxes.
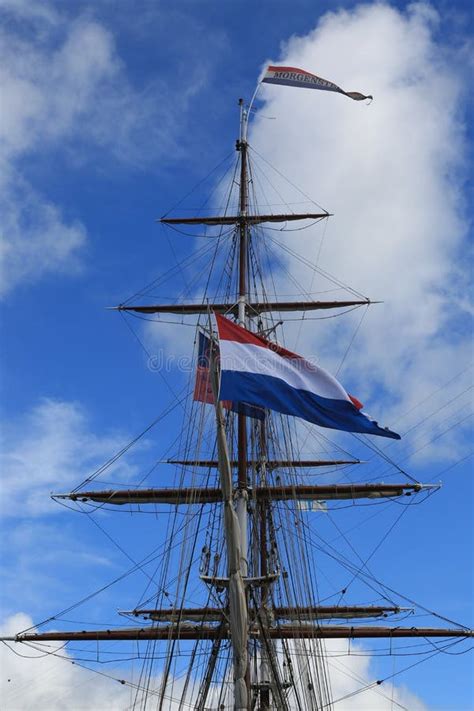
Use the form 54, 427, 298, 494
1, 0, 472, 708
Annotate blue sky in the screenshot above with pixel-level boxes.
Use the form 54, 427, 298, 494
1, 1, 473, 708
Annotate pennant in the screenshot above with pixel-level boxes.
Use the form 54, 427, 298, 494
262, 65, 372, 101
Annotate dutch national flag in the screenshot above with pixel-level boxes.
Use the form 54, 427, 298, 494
215, 314, 400, 440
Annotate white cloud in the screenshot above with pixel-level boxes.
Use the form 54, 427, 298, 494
0, 617, 430, 710
0, 398, 141, 516
249, 3, 472, 462
0, 0, 59, 25
0, 5, 197, 166
141, 316, 198, 369
0, 2, 207, 297
0, 519, 119, 624
0, 614, 131, 711
0, 171, 86, 297
286, 639, 430, 710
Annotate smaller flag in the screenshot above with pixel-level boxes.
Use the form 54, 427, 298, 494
193, 332, 217, 405
262, 65, 372, 101
193, 332, 265, 421
297, 500, 327, 512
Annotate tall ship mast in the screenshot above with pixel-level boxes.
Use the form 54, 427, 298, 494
2, 67, 472, 710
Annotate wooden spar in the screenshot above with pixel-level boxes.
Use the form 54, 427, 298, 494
237, 120, 249, 496
5, 626, 473, 643
112, 299, 372, 315
266, 605, 408, 621
212, 374, 249, 709
167, 459, 361, 468
159, 212, 330, 225
55, 483, 433, 506
121, 605, 410, 622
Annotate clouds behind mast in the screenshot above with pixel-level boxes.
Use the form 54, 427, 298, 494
249, 3, 471, 461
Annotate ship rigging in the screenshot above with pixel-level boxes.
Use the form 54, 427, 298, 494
2, 73, 473, 710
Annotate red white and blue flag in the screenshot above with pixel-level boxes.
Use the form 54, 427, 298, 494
215, 314, 399, 440
262, 65, 372, 102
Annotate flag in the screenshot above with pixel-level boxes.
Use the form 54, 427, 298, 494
262, 65, 372, 101
193, 332, 217, 405
297, 500, 327, 512
194, 332, 265, 421
215, 314, 400, 440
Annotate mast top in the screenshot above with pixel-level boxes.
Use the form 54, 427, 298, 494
239, 95, 249, 143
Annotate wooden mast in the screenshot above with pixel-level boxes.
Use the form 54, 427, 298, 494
236, 96, 251, 708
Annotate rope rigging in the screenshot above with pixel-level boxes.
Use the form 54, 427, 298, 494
4, 124, 472, 711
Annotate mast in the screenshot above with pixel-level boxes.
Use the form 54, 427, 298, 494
237, 99, 277, 709
237, 98, 249, 562
237, 96, 250, 707
239, 101, 272, 710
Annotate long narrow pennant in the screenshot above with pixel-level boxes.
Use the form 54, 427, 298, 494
262, 65, 372, 101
